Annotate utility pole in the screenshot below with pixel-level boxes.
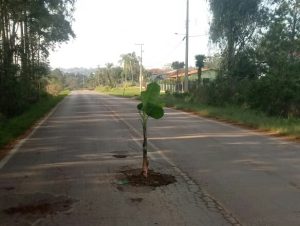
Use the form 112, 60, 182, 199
184, 0, 189, 93
136, 43, 144, 92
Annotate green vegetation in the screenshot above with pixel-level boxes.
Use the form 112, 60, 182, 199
0, 91, 69, 149
0, 0, 75, 149
85, 53, 149, 90
1, 0, 298, 150
137, 83, 164, 177
0, 0, 75, 118
119, 53, 140, 85
195, 55, 205, 86
205, 0, 300, 118
162, 93, 300, 139
95, 86, 141, 97
94, 84, 300, 139
171, 61, 185, 92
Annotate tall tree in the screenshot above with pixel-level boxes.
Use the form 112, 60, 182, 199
171, 61, 184, 92
195, 54, 205, 86
0, 0, 76, 117
249, 0, 300, 116
258, 0, 300, 77
209, 0, 263, 75
119, 52, 140, 84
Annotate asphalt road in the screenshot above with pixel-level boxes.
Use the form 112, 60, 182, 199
0, 90, 299, 226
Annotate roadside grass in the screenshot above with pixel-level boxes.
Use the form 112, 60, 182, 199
94, 86, 300, 140
95, 86, 140, 97
161, 94, 300, 140
0, 91, 69, 149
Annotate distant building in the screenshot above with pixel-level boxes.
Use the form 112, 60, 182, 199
158, 67, 219, 93
166, 67, 218, 82
147, 68, 169, 82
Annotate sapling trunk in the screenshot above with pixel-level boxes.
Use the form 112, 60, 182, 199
140, 113, 150, 177
142, 118, 149, 177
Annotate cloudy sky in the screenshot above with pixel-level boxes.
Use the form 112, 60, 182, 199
49, 0, 213, 69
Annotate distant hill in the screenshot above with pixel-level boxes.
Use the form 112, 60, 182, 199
59, 67, 97, 76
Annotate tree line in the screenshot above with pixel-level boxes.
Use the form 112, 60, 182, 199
197, 0, 300, 117
2, 0, 298, 119
0, 0, 75, 118
84, 52, 145, 89
46, 52, 144, 92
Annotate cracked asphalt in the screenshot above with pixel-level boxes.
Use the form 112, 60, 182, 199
0, 90, 299, 226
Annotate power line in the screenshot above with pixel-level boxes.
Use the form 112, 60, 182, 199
159, 38, 185, 65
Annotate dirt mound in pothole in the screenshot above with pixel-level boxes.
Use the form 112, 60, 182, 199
120, 169, 176, 187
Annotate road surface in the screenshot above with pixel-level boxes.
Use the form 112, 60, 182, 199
0, 90, 299, 226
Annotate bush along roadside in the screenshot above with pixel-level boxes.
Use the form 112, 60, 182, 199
161, 93, 300, 140
95, 86, 140, 98
0, 91, 69, 150
93, 85, 300, 140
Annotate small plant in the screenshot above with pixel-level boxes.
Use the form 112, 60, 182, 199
137, 82, 164, 178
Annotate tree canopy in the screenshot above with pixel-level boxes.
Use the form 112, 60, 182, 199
0, 0, 76, 117
202, 0, 300, 117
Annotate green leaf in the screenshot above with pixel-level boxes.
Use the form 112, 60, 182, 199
145, 103, 164, 119
137, 103, 143, 111
137, 82, 164, 119
140, 83, 160, 105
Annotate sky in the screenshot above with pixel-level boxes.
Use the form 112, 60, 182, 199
49, 0, 213, 69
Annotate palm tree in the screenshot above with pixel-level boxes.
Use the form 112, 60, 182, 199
119, 52, 140, 84
171, 61, 185, 92
195, 55, 205, 87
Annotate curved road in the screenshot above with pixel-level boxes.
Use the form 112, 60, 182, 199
0, 90, 299, 226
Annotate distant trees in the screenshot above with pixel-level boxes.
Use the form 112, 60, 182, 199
209, 0, 263, 76
84, 52, 142, 90
171, 61, 185, 71
119, 52, 140, 84
171, 61, 184, 92
45, 69, 64, 95
0, 0, 75, 117
63, 57, 143, 91
202, 0, 300, 117
90, 64, 122, 88
249, 0, 300, 116
46, 68, 91, 92
195, 55, 205, 86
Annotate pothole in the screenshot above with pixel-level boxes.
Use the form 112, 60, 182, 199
113, 154, 127, 159
1, 186, 15, 191
0, 193, 77, 225
118, 168, 176, 187
130, 198, 143, 203
3, 199, 73, 215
